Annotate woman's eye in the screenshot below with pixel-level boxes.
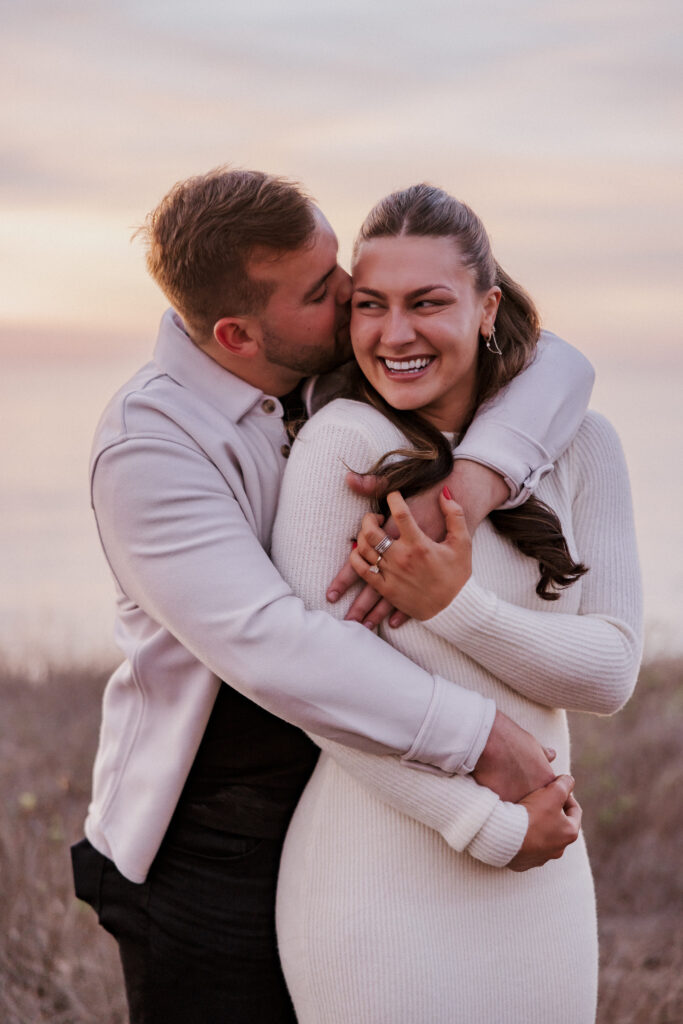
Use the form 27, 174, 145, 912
354, 300, 381, 310
311, 286, 328, 304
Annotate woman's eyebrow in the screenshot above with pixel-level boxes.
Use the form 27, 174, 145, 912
352, 286, 384, 297
353, 284, 452, 298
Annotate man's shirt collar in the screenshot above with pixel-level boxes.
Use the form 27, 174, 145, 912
152, 309, 282, 423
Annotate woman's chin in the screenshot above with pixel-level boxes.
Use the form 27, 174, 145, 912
374, 387, 425, 413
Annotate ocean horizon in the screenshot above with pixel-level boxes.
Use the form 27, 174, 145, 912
3, 344, 681, 672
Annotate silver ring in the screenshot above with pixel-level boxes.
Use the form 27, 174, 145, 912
368, 564, 381, 575
374, 535, 393, 557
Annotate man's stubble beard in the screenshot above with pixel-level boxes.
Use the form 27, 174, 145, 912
262, 323, 352, 378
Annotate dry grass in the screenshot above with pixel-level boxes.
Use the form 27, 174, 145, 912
568, 657, 683, 1023
0, 663, 127, 1024
0, 657, 681, 1023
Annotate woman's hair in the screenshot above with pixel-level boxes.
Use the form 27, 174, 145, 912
345, 184, 587, 601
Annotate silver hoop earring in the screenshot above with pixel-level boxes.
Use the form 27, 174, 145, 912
485, 326, 502, 356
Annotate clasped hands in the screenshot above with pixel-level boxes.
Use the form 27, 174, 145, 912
327, 460, 506, 630
348, 486, 472, 622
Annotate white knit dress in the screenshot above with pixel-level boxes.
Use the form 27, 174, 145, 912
271, 400, 642, 1024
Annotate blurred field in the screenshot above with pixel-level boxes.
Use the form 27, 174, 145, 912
0, 657, 681, 1023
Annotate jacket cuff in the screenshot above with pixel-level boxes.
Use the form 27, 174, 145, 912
400, 676, 496, 776
453, 421, 553, 507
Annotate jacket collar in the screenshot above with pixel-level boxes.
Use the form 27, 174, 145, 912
152, 309, 281, 422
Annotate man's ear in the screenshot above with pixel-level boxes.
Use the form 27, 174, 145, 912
213, 317, 262, 358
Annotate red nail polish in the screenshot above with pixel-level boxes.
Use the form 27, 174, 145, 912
351, 541, 358, 549
442, 486, 452, 500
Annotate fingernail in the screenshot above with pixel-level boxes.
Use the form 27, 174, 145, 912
351, 541, 357, 549
442, 485, 452, 500
389, 616, 401, 628
327, 590, 339, 603
363, 620, 375, 629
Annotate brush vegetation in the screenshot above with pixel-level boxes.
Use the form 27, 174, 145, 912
0, 658, 681, 1023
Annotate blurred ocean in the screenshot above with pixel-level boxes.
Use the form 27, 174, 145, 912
2, 348, 681, 671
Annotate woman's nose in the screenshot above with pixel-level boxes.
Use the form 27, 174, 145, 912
382, 308, 415, 346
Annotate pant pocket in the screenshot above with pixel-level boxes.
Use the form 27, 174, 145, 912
70, 837, 104, 915
162, 819, 267, 864
72, 837, 149, 940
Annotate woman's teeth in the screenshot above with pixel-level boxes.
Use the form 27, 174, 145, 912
382, 357, 432, 372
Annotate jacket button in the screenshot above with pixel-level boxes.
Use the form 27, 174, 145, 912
280, 444, 291, 459
261, 399, 277, 414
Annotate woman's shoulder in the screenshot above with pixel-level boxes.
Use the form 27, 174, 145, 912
572, 409, 624, 458
297, 398, 407, 451
278, 399, 406, 521
561, 410, 628, 490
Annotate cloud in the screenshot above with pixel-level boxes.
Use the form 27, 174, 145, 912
3, 0, 680, 196
1, 0, 680, 352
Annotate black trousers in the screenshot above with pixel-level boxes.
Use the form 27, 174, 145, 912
71, 819, 297, 1024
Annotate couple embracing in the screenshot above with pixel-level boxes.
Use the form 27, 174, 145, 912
72, 168, 642, 1023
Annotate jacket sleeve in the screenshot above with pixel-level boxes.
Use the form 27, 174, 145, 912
424, 413, 643, 714
91, 420, 494, 775
454, 331, 595, 506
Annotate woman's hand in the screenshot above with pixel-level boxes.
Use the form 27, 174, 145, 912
349, 488, 472, 621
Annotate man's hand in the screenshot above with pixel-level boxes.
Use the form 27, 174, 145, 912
446, 460, 510, 533
508, 775, 582, 872
472, 710, 556, 803
326, 473, 405, 629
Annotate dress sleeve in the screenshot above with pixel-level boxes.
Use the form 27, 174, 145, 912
424, 413, 643, 714
272, 404, 528, 867
309, 733, 527, 868
454, 331, 595, 507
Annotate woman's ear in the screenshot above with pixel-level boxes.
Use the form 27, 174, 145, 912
480, 286, 502, 335
213, 317, 262, 358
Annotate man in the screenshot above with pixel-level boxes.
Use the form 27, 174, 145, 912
72, 168, 594, 1023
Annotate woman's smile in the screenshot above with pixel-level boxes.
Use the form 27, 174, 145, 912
379, 354, 436, 378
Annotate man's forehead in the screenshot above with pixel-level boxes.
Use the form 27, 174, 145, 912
247, 209, 338, 288
311, 206, 335, 238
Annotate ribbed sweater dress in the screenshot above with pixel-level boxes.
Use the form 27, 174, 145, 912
271, 400, 642, 1024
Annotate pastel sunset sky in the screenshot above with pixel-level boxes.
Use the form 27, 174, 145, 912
3, 0, 681, 360
1, 1, 682, 664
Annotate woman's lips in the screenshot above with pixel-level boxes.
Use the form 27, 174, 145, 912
379, 356, 435, 378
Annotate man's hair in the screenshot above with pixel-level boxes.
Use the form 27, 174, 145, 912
137, 167, 317, 342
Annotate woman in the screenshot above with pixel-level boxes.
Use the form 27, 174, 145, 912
271, 185, 642, 1023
